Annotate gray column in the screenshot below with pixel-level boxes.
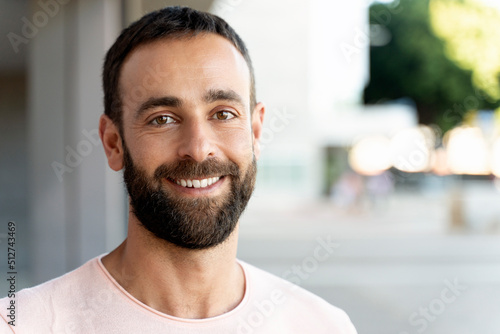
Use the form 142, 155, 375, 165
29, 0, 125, 284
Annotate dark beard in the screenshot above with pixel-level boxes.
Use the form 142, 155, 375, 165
122, 143, 257, 250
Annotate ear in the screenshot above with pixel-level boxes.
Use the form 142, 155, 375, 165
99, 114, 124, 171
251, 102, 265, 160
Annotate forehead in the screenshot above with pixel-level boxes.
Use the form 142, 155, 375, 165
119, 33, 251, 110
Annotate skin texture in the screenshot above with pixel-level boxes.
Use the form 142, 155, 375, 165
98, 33, 265, 319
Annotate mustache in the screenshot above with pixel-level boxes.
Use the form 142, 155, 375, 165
153, 158, 240, 180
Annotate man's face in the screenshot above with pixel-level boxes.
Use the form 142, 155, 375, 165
114, 34, 263, 249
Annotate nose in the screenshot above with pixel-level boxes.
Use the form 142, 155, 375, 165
176, 120, 216, 162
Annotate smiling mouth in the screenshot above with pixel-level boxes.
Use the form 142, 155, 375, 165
171, 176, 222, 189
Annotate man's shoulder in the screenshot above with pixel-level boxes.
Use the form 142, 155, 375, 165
0, 255, 104, 331
240, 260, 357, 333
240, 259, 343, 310
2, 254, 100, 301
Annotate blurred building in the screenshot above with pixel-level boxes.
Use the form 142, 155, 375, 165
217, 0, 417, 201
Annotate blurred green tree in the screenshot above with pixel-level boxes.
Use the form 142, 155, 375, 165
364, 0, 500, 133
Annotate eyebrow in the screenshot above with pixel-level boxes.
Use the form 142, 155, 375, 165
204, 89, 245, 108
135, 96, 183, 119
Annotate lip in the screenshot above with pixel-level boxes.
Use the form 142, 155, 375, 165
164, 176, 226, 196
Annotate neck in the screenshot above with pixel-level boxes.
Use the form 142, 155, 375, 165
102, 214, 245, 319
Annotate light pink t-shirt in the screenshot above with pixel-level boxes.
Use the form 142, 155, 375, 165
0, 255, 356, 333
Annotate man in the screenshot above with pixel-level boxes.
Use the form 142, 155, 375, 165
0, 7, 357, 333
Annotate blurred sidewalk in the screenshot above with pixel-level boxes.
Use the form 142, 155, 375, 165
238, 184, 500, 334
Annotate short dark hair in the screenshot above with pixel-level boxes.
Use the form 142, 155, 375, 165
103, 6, 256, 128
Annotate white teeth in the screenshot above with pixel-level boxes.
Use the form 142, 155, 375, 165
175, 177, 221, 188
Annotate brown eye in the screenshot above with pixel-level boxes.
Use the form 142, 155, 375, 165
214, 111, 235, 120
152, 115, 173, 125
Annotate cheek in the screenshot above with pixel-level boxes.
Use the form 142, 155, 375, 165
220, 128, 254, 160
123, 132, 170, 169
